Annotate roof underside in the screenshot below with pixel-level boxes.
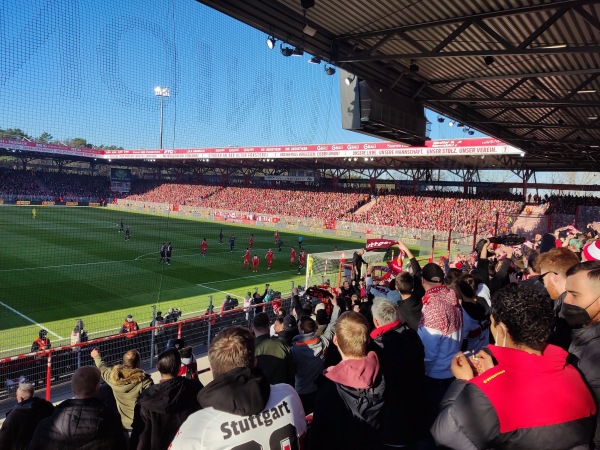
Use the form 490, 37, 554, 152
196, 0, 600, 172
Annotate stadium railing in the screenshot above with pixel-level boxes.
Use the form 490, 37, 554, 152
0, 297, 293, 415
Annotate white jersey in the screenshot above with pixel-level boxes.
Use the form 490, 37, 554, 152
169, 383, 306, 450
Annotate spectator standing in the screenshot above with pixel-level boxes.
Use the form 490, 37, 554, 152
417, 263, 462, 446
310, 312, 385, 450
432, 285, 596, 449
352, 249, 367, 285
564, 261, 600, 449
91, 348, 153, 429
371, 298, 426, 449
120, 314, 139, 338
151, 311, 166, 355
31, 329, 51, 385
130, 348, 202, 450
537, 247, 580, 350
169, 326, 306, 449
253, 312, 294, 385
291, 300, 340, 414
28, 366, 127, 450
0, 382, 54, 450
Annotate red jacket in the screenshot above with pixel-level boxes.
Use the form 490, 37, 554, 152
433, 344, 596, 449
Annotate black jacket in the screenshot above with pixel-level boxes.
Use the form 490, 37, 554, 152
28, 398, 127, 450
0, 397, 54, 450
549, 291, 574, 351
432, 345, 596, 450
371, 321, 427, 446
130, 377, 202, 450
310, 351, 385, 450
569, 322, 600, 449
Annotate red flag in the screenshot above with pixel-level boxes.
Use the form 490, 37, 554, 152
366, 238, 397, 251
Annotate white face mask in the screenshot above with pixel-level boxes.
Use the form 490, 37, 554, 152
494, 323, 508, 347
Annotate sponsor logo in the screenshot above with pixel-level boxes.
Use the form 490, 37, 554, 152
363, 143, 376, 149
66, 202, 79, 206
17, 200, 31, 205
346, 144, 359, 150
42, 201, 55, 206
88, 202, 101, 206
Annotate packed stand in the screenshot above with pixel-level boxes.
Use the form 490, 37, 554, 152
349, 190, 524, 236
544, 194, 600, 215
38, 172, 111, 202
126, 182, 222, 206
0, 168, 42, 197
201, 185, 369, 221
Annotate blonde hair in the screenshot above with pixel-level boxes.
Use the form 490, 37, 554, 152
335, 312, 370, 358
209, 326, 254, 377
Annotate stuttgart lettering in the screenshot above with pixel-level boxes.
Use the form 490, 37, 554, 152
220, 400, 291, 440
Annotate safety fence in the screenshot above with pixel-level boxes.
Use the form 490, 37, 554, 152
0, 297, 293, 415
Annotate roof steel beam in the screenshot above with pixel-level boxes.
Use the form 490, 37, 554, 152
432, 68, 600, 84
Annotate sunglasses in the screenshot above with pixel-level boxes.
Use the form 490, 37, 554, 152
539, 271, 557, 282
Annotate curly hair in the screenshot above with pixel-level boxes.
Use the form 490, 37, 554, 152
491, 285, 554, 351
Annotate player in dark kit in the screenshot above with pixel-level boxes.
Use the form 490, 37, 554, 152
125, 226, 131, 241
229, 235, 236, 252
160, 243, 166, 263
166, 242, 172, 264
219, 229, 224, 244
277, 237, 283, 253
119, 218, 124, 233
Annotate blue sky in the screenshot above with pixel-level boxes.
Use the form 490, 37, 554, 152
0, 0, 483, 150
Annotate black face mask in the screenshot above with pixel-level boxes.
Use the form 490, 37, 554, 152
560, 301, 594, 327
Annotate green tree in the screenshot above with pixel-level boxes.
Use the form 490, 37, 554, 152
67, 137, 89, 148
37, 132, 53, 143
0, 128, 31, 140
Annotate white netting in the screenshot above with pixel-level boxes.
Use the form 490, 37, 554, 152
305, 249, 385, 288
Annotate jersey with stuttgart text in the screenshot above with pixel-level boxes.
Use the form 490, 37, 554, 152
169, 384, 306, 450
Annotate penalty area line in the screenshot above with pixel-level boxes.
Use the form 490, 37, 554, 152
0, 301, 64, 339
196, 284, 243, 299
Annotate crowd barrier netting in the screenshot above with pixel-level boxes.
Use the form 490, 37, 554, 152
0, 297, 292, 415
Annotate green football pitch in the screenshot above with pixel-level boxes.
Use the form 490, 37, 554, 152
0, 205, 381, 357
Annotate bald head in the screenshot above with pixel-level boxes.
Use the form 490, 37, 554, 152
72, 366, 101, 399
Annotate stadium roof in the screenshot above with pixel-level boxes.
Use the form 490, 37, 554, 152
197, 0, 600, 172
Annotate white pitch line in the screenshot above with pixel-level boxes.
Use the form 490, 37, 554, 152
196, 284, 243, 299
200, 269, 291, 285
0, 301, 64, 339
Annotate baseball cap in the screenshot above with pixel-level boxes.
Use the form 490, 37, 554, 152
126, 314, 133, 319
421, 263, 444, 283
583, 241, 600, 261
283, 315, 297, 330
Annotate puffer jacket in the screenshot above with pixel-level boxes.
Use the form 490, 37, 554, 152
27, 398, 127, 450
0, 397, 54, 450
569, 321, 600, 449
129, 377, 202, 450
310, 351, 386, 450
93, 355, 154, 428
432, 344, 596, 449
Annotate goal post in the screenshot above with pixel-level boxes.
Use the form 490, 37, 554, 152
305, 249, 387, 288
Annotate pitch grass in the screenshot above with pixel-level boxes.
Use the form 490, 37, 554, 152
0, 205, 425, 357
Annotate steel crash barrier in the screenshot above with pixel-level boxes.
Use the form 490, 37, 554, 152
0, 297, 293, 415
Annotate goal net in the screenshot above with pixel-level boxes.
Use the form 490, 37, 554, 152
305, 249, 387, 288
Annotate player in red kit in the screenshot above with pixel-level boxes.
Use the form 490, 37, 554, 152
242, 248, 251, 269
201, 238, 207, 257
266, 249, 274, 270
290, 247, 297, 267
248, 234, 254, 249
274, 230, 279, 244
252, 254, 259, 272
299, 249, 306, 268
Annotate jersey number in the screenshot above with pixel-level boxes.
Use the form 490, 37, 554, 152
230, 424, 300, 450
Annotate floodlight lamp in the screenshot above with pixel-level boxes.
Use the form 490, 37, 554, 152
484, 56, 495, 66
280, 44, 294, 57
267, 36, 276, 49
468, 130, 475, 135
345, 74, 356, 85
448, 121, 455, 127
457, 122, 464, 128
291, 47, 304, 57
324, 65, 336, 76
437, 116, 444, 123
409, 60, 419, 73
308, 56, 321, 64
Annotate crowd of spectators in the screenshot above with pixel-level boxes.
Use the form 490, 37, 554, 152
0, 168, 41, 197
544, 194, 600, 215
5, 223, 600, 449
200, 185, 368, 221
349, 191, 523, 236
126, 182, 222, 206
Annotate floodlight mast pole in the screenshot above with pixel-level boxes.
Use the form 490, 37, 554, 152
154, 86, 170, 149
